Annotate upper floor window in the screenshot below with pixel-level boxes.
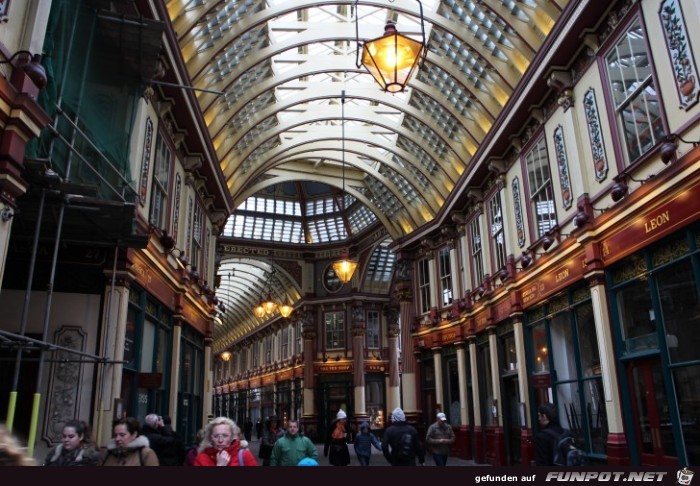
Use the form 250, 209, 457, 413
605, 17, 664, 164
264, 335, 272, 364
438, 247, 453, 307
525, 137, 556, 239
366, 310, 380, 349
488, 190, 507, 271
469, 216, 484, 288
325, 311, 345, 350
418, 258, 431, 314
149, 132, 172, 229
191, 203, 204, 271
281, 327, 290, 358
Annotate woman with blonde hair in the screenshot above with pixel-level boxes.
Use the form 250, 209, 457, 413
193, 417, 257, 466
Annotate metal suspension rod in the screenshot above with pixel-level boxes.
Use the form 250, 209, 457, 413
6, 188, 46, 433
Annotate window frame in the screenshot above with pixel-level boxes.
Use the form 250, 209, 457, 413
600, 11, 666, 168
418, 258, 431, 314
438, 246, 453, 307
148, 130, 173, 230
366, 310, 380, 349
523, 135, 557, 240
487, 187, 507, 272
325, 310, 345, 350
468, 213, 484, 288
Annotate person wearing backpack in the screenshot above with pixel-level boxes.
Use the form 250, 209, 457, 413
534, 402, 567, 466
381, 407, 425, 466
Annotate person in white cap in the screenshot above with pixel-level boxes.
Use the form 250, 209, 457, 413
425, 411, 455, 466
323, 409, 352, 466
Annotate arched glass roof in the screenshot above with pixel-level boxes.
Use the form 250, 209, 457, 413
164, 0, 569, 347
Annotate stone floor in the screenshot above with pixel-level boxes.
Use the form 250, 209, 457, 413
245, 436, 480, 466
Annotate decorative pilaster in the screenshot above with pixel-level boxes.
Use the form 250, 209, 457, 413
386, 306, 401, 411
587, 270, 629, 464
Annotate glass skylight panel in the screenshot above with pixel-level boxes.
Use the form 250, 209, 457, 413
378, 164, 419, 204
241, 138, 281, 174
402, 115, 449, 159
409, 92, 462, 141
365, 240, 396, 283
366, 175, 404, 221
234, 117, 279, 156
225, 91, 276, 134
391, 154, 431, 193
347, 205, 377, 234
429, 30, 494, 93
396, 137, 438, 176
417, 65, 476, 120
220, 62, 274, 110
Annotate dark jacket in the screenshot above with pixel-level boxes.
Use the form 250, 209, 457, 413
324, 418, 351, 466
353, 422, 381, 458
425, 421, 455, 456
141, 424, 181, 466
535, 422, 565, 465
44, 444, 100, 466
382, 422, 425, 466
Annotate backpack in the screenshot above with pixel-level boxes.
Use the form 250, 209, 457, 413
547, 429, 584, 466
395, 431, 414, 462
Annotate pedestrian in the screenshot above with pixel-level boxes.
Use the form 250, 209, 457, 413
425, 412, 455, 466
324, 409, 351, 466
101, 417, 159, 466
0, 425, 35, 466
161, 416, 186, 465
255, 417, 262, 441
43, 419, 100, 466
184, 428, 205, 466
270, 419, 318, 466
193, 416, 257, 466
353, 421, 381, 466
259, 415, 283, 466
381, 407, 425, 466
141, 413, 180, 466
534, 402, 565, 465
243, 417, 253, 442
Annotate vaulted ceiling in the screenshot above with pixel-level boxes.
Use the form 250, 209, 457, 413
164, 0, 569, 348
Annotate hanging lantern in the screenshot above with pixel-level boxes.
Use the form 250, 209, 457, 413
332, 255, 358, 284
355, 1, 427, 93
253, 302, 266, 318
278, 303, 294, 318
220, 351, 232, 362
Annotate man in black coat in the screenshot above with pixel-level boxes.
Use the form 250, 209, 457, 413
142, 413, 182, 466
381, 407, 425, 466
534, 402, 565, 465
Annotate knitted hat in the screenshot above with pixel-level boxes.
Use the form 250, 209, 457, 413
336, 409, 347, 420
391, 407, 406, 423
298, 457, 319, 466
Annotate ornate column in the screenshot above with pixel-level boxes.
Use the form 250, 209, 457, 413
394, 258, 418, 417
301, 310, 318, 432
513, 315, 534, 465
487, 326, 506, 466
385, 306, 401, 411
469, 337, 484, 463
168, 318, 183, 426
587, 269, 628, 464
432, 345, 443, 411
351, 303, 368, 428
94, 256, 131, 448
452, 340, 471, 459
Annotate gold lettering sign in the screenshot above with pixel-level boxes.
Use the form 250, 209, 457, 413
441, 330, 457, 342
555, 268, 570, 283
644, 210, 670, 234
319, 364, 352, 373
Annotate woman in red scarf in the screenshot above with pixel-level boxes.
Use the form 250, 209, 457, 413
193, 417, 258, 466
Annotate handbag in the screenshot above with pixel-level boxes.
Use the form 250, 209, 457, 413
258, 443, 273, 459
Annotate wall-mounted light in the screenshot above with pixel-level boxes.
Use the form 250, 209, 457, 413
520, 252, 533, 269
541, 235, 555, 252
610, 177, 629, 202
660, 133, 700, 164
355, 0, 428, 93
159, 230, 176, 253
0, 50, 47, 89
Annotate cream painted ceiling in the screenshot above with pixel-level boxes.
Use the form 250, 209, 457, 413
164, 0, 568, 350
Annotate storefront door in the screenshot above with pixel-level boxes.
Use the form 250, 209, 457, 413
628, 358, 677, 465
